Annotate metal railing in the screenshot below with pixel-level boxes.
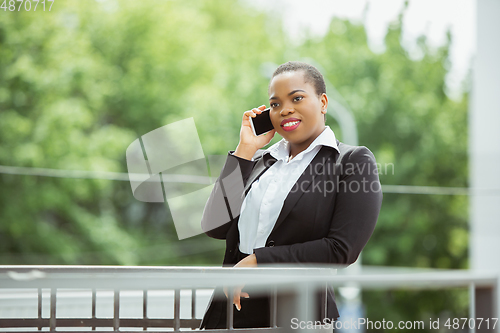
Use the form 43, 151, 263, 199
0, 265, 338, 333
0, 265, 499, 332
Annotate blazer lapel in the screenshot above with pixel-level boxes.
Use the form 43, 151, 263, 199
269, 145, 339, 235
243, 153, 277, 195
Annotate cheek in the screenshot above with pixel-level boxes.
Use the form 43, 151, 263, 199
270, 114, 281, 129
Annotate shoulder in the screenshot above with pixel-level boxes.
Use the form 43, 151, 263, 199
336, 142, 377, 165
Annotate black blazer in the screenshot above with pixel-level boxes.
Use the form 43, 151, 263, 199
200, 139, 383, 329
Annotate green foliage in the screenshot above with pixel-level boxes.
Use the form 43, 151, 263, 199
0, 0, 468, 328
0, 0, 285, 265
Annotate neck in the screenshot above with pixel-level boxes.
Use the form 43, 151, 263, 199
289, 125, 326, 159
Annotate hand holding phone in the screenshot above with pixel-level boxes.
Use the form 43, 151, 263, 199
249, 108, 274, 136
234, 106, 276, 160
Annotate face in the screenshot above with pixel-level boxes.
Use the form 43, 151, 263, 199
268, 71, 328, 152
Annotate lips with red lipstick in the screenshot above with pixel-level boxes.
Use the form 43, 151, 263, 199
280, 118, 301, 132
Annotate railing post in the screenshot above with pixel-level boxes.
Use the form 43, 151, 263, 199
475, 286, 496, 332
226, 287, 234, 330
270, 285, 278, 328
37, 288, 42, 331
50, 288, 56, 331
470, 283, 476, 333
143, 290, 148, 331
298, 283, 312, 333
174, 289, 180, 331
113, 290, 120, 331
191, 288, 196, 322
497, 277, 500, 333
321, 282, 327, 320
92, 289, 97, 331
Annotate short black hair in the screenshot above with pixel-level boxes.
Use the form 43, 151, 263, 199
271, 61, 326, 96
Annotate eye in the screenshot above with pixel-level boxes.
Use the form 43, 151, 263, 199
293, 95, 304, 102
270, 102, 279, 108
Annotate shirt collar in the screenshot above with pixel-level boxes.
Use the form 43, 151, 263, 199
264, 126, 340, 162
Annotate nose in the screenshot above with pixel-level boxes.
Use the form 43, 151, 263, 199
280, 106, 294, 116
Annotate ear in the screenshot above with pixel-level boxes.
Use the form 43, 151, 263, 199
320, 93, 328, 114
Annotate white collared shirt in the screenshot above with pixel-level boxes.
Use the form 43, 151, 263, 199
238, 126, 340, 254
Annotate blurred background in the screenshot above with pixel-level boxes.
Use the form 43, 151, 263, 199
0, 0, 482, 330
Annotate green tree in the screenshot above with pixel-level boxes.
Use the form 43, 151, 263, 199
0, 0, 285, 265
0, 0, 469, 329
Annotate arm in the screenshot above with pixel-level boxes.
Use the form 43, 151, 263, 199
200, 151, 256, 239
253, 146, 383, 265
201, 106, 276, 239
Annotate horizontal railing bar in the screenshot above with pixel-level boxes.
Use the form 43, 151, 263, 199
0, 265, 340, 273
0, 264, 495, 277
0, 266, 496, 333
0, 319, 50, 327
0, 318, 202, 328
0, 327, 285, 333
0, 267, 337, 291
0, 266, 497, 291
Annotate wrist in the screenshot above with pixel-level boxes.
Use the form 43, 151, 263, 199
246, 254, 258, 267
234, 143, 257, 160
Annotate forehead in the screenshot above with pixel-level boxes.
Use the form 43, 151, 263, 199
268, 71, 314, 95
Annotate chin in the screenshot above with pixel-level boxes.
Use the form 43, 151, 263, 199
281, 133, 304, 144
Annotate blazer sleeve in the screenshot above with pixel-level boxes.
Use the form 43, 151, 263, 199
200, 150, 257, 239
253, 146, 383, 265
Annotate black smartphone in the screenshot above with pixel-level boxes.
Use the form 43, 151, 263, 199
250, 108, 274, 136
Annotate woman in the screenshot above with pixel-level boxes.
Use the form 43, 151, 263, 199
199, 61, 383, 329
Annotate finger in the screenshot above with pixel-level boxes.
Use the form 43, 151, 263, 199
255, 105, 267, 113
233, 285, 245, 311
240, 291, 250, 299
254, 106, 267, 114
233, 293, 241, 311
262, 129, 276, 141
243, 110, 257, 118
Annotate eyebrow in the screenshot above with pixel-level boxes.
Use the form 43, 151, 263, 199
269, 89, 306, 100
